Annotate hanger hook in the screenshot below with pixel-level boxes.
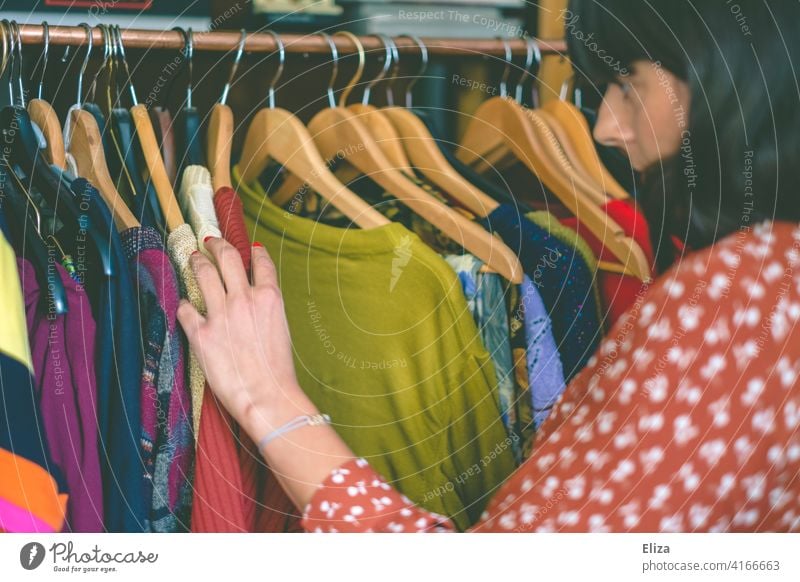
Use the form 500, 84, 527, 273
0, 21, 9, 87
76, 23, 93, 107
10, 21, 25, 107
172, 27, 193, 109
515, 36, 534, 103
384, 35, 401, 106
498, 37, 512, 98
264, 30, 285, 109
2, 21, 13, 106
361, 34, 392, 105
318, 32, 338, 108
220, 28, 246, 105
525, 37, 542, 107
396, 35, 428, 108
31, 21, 50, 100
333, 31, 364, 108
113, 25, 137, 106
87, 23, 109, 104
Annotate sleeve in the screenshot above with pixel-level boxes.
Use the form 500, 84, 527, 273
302, 458, 456, 533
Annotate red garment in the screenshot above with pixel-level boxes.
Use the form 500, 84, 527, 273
562, 200, 655, 327
190, 186, 300, 532
213, 187, 252, 272
302, 221, 800, 532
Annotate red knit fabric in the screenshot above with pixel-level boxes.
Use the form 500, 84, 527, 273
191, 186, 300, 533
562, 199, 655, 327
213, 187, 252, 272
190, 387, 249, 532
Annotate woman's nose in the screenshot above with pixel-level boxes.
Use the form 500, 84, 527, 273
593, 85, 635, 150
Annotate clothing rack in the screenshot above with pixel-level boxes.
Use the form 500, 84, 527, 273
17, 24, 566, 58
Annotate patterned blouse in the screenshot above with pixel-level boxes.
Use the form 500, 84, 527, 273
301, 220, 800, 532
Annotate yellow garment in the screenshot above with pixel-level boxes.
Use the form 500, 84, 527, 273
166, 223, 206, 438
233, 167, 515, 530
0, 229, 32, 371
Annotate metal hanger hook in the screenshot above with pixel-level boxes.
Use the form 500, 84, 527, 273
31, 21, 50, 99
361, 34, 392, 105
1, 21, 14, 105
10, 21, 25, 106
333, 31, 364, 108
264, 30, 285, 109
525, 37, 542, 107
112, 25, 137, 106
498, 37, 512, 98
220, 28, 246, 106
396, 35, 428, 108
319, 32, 339, 108
76, 23, 93, 107
172, 27, 194, 108
384, 36, 401, 106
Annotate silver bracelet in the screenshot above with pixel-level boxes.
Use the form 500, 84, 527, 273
258, 413, 331, 450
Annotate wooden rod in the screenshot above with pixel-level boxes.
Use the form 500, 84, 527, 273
17, 24, 566, 57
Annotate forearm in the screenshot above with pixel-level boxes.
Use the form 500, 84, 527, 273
240, 382, 355, 510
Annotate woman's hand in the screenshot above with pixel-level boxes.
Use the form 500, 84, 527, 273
176, 238, 315, 440
176, 237, 355, 509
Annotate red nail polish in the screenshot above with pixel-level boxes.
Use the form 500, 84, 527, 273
203, 236, 214, 243
252, 241, 263, 248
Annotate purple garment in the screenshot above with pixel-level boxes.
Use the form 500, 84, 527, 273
519, 275, 566, 429
18, 258, 104, 532
120, 227, 193, 532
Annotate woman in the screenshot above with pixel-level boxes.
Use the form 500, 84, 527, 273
178, 0, 800, 532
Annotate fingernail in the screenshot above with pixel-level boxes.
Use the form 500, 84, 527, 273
191, 250, 200, 256
252, 241, 263, 248
203, 236, 215, 243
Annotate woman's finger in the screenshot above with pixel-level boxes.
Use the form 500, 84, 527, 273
251, 242, 278, 289
177, 298, 207, 342
204, 237, 249, 294
190, 251, 225, 313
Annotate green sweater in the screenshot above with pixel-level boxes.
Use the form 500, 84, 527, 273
234, 167, 515, 529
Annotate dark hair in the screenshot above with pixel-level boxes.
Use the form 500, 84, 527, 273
566, 0, 800, 269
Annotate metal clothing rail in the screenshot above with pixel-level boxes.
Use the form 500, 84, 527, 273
17, 24, 566, 57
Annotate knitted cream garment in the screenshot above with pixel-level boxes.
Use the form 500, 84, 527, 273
179, 166, 223, 257
167, 223, 206, 438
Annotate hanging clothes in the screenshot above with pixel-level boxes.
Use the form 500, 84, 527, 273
178, 166, 222, 257
234, 167, 515, 531
561, 199, 655, 327
480, 204, 603, 381
120, 226, 193, 532
444, 254, 521, 461
213, 186, 252, 272
166, 223, 206, 437
0, 229, 68, 533
18, 258, 104, 532
66, 177, 147, 532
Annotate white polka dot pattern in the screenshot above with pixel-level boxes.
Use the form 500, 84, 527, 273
302, 222, 800, 533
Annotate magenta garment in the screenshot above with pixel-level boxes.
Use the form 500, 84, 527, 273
18, 258, 104, 532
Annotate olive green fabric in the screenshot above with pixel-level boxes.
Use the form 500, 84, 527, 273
233, 167, 515, 530
526, 210, 604, 325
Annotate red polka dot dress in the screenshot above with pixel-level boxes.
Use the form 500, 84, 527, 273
302, 221, 800, 533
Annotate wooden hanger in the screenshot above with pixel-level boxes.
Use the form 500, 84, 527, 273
26, 23, 66, 169
303, 32, 522, 284
66, 24, 138, 231
111, 25, 184, 231
457, 41, 650, 281
542, 78, 630, 200
379, 35, 499, 217
207, 29, 246, 191
237, 31, 389, 229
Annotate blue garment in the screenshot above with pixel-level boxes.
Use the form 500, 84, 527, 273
444, 255, 520, 460
518, 276, 567, 429
68, 178, 146, 532
480, 205, 602, 380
